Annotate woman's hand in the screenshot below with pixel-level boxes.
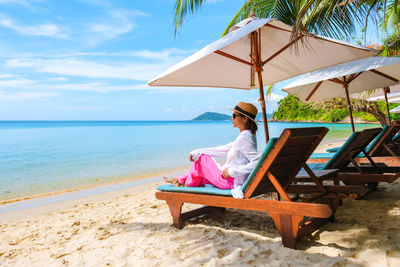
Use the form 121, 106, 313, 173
189, 154, 194, 162
222, 169, 230, 178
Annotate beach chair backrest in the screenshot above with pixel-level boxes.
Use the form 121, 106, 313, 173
369, 121, 400, 156
392, 132, 400, 143
324, 128, 381, 170
243, 127, 328, 199
364, 126, 386, 154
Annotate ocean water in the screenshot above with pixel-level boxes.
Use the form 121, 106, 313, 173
0, 121, 378, 201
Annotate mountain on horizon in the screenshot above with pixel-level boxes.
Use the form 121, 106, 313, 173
192, 112, 231, 121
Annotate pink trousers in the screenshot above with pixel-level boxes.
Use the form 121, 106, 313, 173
178, 154, 235, 189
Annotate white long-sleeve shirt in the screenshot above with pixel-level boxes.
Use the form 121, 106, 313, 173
190, 130, 260, 187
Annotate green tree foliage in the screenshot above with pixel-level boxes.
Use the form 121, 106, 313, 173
273, 95, 400, 123
173, 1, 399, 55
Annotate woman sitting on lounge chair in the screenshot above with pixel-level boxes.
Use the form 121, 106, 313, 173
163, 102, 260, 191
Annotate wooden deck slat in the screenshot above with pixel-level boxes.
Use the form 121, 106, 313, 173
156, 191, 332, 218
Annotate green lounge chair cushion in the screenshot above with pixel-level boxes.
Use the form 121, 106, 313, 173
306, 163, 326, 170
324, 131, 359, 170
309, 153, 335, 159
326, 147, 339, 153
392, 132, 400, 143
240, 137, 278, 192
364, 126, 387, 154
157, 184, 233, 196
325, 126, 386, 154
157, 138, 279, 195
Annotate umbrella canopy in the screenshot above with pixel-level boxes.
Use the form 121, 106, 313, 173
390, 106, 400, 113
148, 17, 377, 142
363, 84, 400, 101
352, 84, 400, 124
384, 93, 400, 103
283, 57, 400, 101
283, 57, 400, 131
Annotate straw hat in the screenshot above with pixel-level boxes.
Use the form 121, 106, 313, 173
230, 102, 258, 123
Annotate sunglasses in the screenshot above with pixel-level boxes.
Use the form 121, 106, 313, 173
232, 113, 244, 119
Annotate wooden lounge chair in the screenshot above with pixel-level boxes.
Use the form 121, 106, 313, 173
365, 120, 400, 157
326, 122, 397, 154
156, 127, 366, 249
307, 128, 400, 188
327, 121, 400, 166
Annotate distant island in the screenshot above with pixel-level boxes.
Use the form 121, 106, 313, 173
192, 112, 273, 121
192, 112, 231, 121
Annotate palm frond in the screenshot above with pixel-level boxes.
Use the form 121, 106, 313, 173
173, 0, 207, 36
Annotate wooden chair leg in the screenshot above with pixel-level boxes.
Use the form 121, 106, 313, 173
367, 182, 378, 191
333, 175, 340, 185
270, 213, 303, 249
328, 198, 338, 222
166, 200, 183, 229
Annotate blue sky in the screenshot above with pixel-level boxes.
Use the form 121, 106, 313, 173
0, 0, 380, 120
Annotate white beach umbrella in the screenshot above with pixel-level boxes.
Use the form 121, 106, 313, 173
356, 84, 400, 124
359, 84, 400, 101
148, 16, 377, 142
390, 105, 400, 113
283, 57, 400, 132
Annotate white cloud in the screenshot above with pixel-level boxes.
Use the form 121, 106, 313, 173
267, 93, 285, 102
5, 53, 184, 81
0, 91, 59, 101
52, 48, 191, 62
26, 82, 150, 93
0, 74, 153, 92
0, 0, 28, 5
0, 73, 15, 78
165, 108, 172, 112
0, 78, 35, 87
84, 8, 147, 46
0, 15, 67, 38
109, 8, 147, 18
47, 77, 68, 82
88, 22, 133, 41
57, 105, 111, 111
251, 93, 284, 104
181, 108, 187, 112
128, 48, 191, 60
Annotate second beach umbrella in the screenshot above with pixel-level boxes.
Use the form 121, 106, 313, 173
283, 57, 400, 132
362, 84, 400, 124
148, 16, 377, 142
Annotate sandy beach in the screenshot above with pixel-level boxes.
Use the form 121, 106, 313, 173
0, 169, 399, 266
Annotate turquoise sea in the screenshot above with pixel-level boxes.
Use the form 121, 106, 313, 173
0, 121, 378, 202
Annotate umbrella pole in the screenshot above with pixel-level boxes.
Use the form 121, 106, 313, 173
253, 31, 269, 143
384, 87, 392, 125
343, 82, 355, 132
257, 71, 269, 142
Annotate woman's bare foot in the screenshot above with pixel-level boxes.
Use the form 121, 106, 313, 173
163, 176, 182, 187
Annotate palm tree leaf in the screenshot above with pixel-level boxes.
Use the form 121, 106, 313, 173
173, 0, 207, 35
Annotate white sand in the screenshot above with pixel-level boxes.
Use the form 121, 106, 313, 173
314, 139, 347, 153
0, 176, 399, 266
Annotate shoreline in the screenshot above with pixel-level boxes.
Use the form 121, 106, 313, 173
0, 168, 187, 224
0, 166, 189, 206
